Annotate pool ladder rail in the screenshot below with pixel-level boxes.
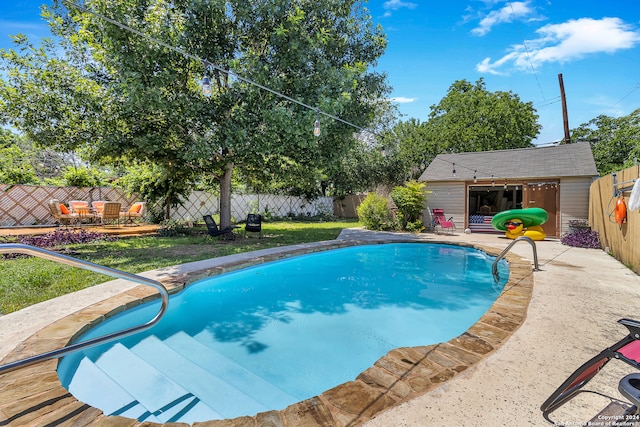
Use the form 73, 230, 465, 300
0, 243, 169, 375
491, 236, 540, 282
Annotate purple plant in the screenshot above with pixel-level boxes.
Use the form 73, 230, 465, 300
561, 229, 601, 249
18, 229, 114, 249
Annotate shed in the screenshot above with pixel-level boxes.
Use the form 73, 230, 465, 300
418, 142, 599, 237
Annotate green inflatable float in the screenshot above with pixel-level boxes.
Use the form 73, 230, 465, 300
491, 207, 548, 240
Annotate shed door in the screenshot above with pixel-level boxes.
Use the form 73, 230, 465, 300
524, 183, 558, 237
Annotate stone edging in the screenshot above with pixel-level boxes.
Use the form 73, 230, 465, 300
0, 239, 533, 426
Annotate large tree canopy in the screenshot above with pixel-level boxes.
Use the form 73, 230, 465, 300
571, 109, 640, 175
0, 0, 389, 225
370, 79, 541, 186
426, 78, 540, 153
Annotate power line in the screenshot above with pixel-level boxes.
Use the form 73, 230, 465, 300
533, 96, 561, 108
609, 83, 640, 109
507, 1, 546, 102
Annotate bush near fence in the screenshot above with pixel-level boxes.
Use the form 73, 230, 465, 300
0, 184, 334, 227
589, 164, 640, 274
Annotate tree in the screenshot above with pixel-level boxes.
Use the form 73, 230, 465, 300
386, 118, 437, 181
0, 129, 38, 184
327, 132, 398, 196
0, 129, 102, 186
571, 109, 640, 175
427, 78, 540, 153
0, 0, 389, 227
62, 165, 105, 187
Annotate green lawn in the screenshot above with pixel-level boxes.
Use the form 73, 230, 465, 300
0, 220, 359, 314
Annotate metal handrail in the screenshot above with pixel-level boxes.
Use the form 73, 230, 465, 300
0, 243, 169, 374
492, 236, 540, 282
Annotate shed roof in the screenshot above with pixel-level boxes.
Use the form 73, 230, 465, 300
418, 142, 598, 182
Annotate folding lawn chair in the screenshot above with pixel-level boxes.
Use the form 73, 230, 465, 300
431, 208, 456, 234
541, 318, 640, 425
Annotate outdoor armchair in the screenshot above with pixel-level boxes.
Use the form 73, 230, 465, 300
48, 199, 79, 226
99, 202, 122, 226
244, 213, 263, 238
203, 215, 238, 240
120, 202, 146, 225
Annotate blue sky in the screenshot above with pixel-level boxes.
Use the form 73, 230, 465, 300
365, 0, 640, 144
2, 1, 640, 145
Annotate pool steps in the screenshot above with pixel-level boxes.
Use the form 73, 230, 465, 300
94, 343, 205, 422
65, 331, 299, 423
164, 332, 299, 407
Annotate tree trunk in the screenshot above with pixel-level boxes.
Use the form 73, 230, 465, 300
219, 162, 234, 228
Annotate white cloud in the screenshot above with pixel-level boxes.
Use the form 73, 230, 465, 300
383, 0, 418, 12
476, 17, 640, 75
390, 96, 417, 104
471, 1, 535, 36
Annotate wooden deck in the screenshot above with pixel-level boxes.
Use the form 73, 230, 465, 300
0, 223, 160, 238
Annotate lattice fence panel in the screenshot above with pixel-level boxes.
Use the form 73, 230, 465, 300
1, 184, 335, 227
168, 193, 334, 223
230, 194, 258, 220
0, 185, 139, 226
169, 191, 220, 222
229, 194, 333, 219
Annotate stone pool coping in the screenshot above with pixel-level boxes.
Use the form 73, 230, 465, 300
0, 236, 534, 426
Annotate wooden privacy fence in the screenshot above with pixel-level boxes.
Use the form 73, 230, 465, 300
589, 164, 640, 274
332, 194, 366, 218
0, 184, 334, 227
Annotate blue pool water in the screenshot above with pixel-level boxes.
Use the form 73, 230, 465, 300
58, 243, 509, 424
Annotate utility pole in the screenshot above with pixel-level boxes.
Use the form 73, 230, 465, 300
558, 73, 571, 144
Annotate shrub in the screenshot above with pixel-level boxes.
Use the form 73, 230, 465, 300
390, 180, 428, 231
561, 229, 601, 249
357, 193, 393, 231
158, 219, 191, 236
405, 220, 425, 233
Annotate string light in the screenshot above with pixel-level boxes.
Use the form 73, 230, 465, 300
202, 75, 212, 97
313, 110, 321, 137
434, 156, 567, 193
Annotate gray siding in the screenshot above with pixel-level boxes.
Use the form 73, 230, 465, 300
559, 177, 594, 235
423, 182, 466, 228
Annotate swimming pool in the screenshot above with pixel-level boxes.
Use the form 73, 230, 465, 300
58, 242, 509, 424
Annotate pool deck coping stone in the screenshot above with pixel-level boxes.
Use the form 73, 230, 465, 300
0, 229, 568, 426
